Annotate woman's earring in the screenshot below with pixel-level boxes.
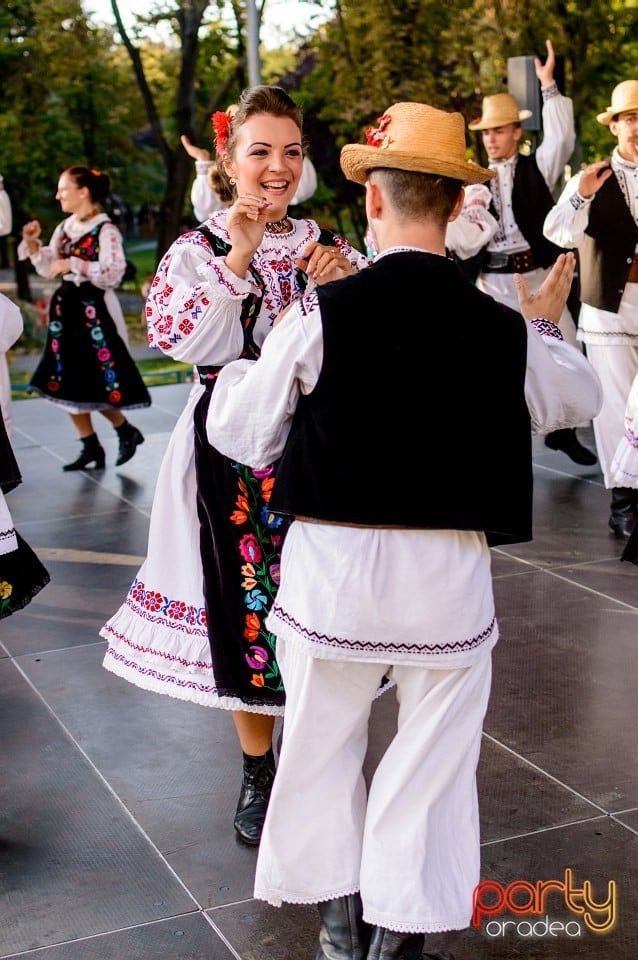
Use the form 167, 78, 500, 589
229, 176, 237, 185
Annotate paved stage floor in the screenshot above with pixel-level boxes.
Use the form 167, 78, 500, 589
1, 385, 637, 959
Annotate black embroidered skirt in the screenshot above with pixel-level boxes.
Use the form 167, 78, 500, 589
29, 281, 151, 411
0, 531, 50, 620
193, 384, 288, 709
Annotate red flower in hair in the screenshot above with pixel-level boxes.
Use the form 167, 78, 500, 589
211, 110, 233, 153
365, 113, 392, 148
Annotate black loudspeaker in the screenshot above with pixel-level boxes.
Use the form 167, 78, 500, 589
507, 56, 541, 131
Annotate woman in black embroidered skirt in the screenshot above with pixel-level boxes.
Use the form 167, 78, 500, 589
19, 167, 149, 471
101, 86, 369, 846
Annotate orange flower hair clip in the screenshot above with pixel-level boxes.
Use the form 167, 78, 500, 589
211, 110, 233, 153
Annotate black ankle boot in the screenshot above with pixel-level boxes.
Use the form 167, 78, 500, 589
234, 748, 276, 846
63, 433, 106, 471
316, 894, 371, 960
115, 420, 144, 466
544, 428, 597, 466
366, 927, 425, 960
609, 487, 638, 538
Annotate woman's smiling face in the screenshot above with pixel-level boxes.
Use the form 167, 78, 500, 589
226, 113, 304, 219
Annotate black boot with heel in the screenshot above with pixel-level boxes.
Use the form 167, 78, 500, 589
233, 747, 276, 846
115, 420, 144, 466
367, 926, 455, 960
63, 432, 106, 472
316, 894, 371, 960
544, 428, 597, 466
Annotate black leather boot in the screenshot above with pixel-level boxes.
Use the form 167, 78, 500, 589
63, 432, 106, 471
609, 487, 638, 538
115, 420, 144, 466
544, 428, 597, 466
233, 748, 276, 846
367, 926, 455, 960
315, 894, 371, 960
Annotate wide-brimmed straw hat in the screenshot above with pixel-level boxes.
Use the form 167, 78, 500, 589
597, 80, 638, 125
340, 102, 493, 186
467, 93, 532, 131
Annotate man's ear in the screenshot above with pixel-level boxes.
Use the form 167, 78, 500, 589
365, 178, 383, 220
448, 187, 466, 223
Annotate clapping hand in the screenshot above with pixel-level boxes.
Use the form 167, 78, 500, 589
514, 252, 575, 324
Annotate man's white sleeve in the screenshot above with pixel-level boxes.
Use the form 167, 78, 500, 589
525, 320, 602, 433
206, 297, 323, 468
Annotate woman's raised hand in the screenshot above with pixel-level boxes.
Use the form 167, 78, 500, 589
224, 194, 273, 277
22, 219, 42, 255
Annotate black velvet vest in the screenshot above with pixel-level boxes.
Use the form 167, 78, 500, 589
270, 252, 533, 547
579, 170, 638, 313
511, 155, 564, 267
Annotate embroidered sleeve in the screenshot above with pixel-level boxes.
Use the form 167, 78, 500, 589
525, 323, 602, 435
543, 173, 591, 249
331, 234, 371, 271
541, 81, 559, 102
145, 232, 251, 364
530, 318, 564, 340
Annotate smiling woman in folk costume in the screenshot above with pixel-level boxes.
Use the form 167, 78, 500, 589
100, 84, 368, 846
19, 166, 149, 470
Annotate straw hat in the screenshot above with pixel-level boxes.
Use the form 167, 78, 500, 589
467, 93, 532, 131
340, 102, 493, 186
597, 80, 638, 125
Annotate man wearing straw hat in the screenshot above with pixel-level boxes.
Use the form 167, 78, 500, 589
453, 39, 597, 467
544, 79, 638, 538
206, 102, 601, 959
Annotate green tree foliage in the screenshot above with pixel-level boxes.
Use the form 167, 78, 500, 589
298, 0, 637, 243
0, 0, 148, 235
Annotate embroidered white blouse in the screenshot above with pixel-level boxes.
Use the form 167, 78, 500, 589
145, 211, 368, 366
206, 247, 603, 669
17, 213, 129, 343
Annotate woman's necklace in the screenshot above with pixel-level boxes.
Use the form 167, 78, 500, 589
264, 216, 292, 235
79, 208, 99, 223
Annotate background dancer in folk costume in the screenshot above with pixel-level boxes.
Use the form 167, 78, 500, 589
450, 38, 597, 468
101, 85, 368, 846
544, 79, 638, 540
19, 167, 149, 471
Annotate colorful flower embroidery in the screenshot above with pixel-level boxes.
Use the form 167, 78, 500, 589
244, 612, 261, 641
239, 533, 262, 563
229, 461, 288, 695
0, 580, 14, 617
246, 646, 269, 669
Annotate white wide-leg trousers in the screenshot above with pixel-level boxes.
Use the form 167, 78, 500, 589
254, 639, 492, 934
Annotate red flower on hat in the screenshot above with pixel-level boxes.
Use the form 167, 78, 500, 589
211, 110, 233, 153
365, 113, 392, 148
